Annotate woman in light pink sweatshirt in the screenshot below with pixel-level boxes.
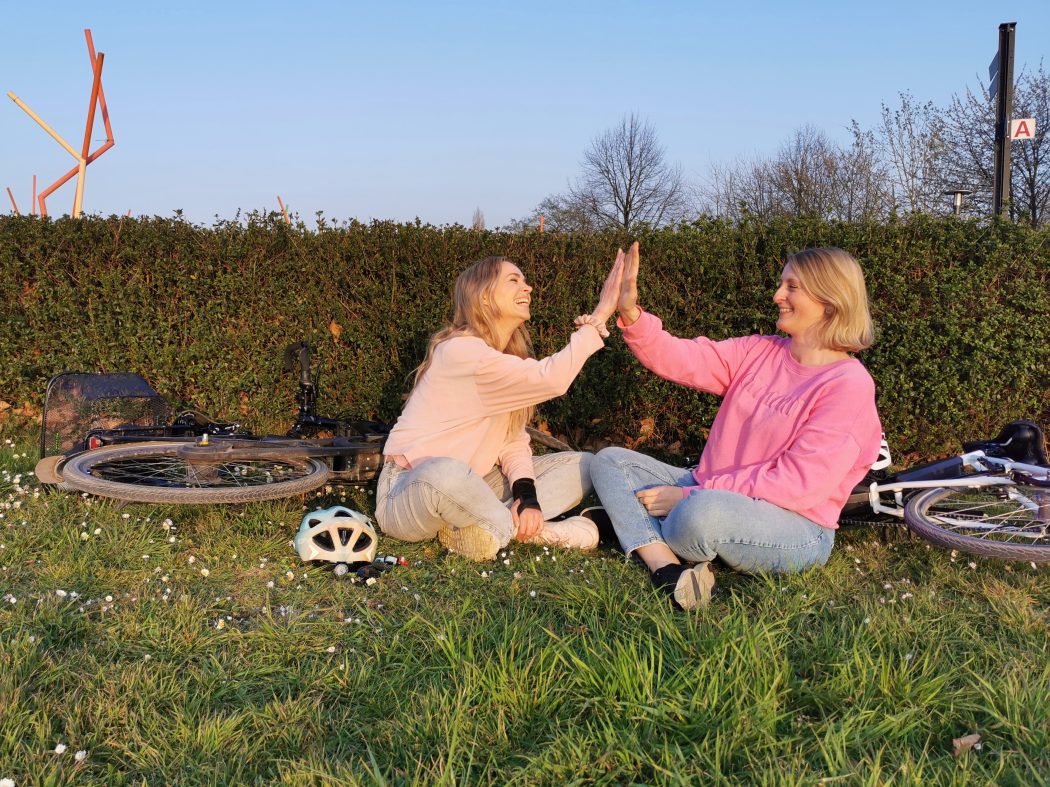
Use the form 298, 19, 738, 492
590, 244, 883, 610
377, 252, 624, 562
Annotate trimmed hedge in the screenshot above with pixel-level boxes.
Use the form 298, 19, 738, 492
1, 213, 1047, 461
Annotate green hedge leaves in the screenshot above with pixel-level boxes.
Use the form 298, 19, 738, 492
2, 213, 1046, 460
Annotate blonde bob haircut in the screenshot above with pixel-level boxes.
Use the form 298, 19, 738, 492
784, 247, 874, 353
413, 256, 535, 436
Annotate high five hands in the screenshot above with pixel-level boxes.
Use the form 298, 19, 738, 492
574, 240, 643, 333
618, 241, 642, 325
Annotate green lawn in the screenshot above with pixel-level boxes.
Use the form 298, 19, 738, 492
1, 430, 1048, 785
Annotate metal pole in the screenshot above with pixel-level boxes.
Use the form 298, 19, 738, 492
943, 189, 971, 216
992, 22, 1016, 218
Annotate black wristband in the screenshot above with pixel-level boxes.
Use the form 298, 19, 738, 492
511, 478, 542, 512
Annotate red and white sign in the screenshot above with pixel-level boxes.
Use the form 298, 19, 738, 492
1010, 118, 1036, 140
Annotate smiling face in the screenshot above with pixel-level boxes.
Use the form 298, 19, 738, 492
773, 264, 827, 342
487, 261, 533, 326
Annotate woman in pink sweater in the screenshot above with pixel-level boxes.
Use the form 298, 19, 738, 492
590, 243, 883, 610
377, 253, 624, 562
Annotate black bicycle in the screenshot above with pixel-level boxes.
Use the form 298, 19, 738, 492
35, 342, 389, 505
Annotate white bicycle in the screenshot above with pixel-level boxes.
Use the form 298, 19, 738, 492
839, 420, 1050, 562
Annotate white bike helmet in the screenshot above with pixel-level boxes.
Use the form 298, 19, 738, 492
294, 506, 378, 565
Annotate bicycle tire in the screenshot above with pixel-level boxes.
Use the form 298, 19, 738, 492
904, 481, 1050, 562
60, 441, 330, 504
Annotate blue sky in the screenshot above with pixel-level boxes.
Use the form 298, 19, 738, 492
2, 0, 1047, 226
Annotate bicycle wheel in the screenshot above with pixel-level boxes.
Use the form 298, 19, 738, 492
60, 441, 330, 504
904, 480, 1050, 562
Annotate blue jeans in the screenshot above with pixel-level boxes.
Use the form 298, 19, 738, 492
590, 447, 834, 574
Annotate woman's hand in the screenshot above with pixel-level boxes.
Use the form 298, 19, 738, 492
512, 499, 544, 540
618, 241, 642, 324
635, 485, 681, 518
618, 241, 642, 325
589, 247, 626, 325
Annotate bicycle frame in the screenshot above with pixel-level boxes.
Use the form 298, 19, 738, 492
867, 451, 1050, 519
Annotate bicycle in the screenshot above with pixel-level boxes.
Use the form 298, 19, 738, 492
32, 345, 1050, 562
34, 342, 390, 505
838, 419, 1050, 563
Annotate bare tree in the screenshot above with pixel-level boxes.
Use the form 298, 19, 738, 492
509, 114, 687, 231
502, 193, 598, 233
939, 65, 1049, 225
699, 125, 890, 221
1010, 64, 1050, 226
876, 92, 946, 213
769, 125, 845, 217
471, 207, 485, 231
568, 113, 688, 229
835, 123, 894, 221
938, 87, 996, 218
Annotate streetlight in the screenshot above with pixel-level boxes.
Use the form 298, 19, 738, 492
943, 189, 972, 216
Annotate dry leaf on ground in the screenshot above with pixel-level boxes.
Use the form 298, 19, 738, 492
952, 733, 981, 757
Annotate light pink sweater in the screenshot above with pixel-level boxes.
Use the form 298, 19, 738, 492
383, 325, 604, 482
622, 310, 882, 528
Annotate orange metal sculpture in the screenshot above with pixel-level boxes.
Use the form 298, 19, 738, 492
5, 29, 115, 217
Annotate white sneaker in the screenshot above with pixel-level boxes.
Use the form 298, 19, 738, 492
651, 562, 715, 610
526, 516, 599, 551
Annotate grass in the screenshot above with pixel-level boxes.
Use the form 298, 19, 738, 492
1, 429, 1049, 785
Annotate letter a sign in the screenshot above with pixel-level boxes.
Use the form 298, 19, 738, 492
1010, 118, 1036, 140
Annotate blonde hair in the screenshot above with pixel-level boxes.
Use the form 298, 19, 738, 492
413, 256, 535, 436
784, 247, 874, 352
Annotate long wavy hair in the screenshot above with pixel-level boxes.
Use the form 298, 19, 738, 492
412, 256, 535, 436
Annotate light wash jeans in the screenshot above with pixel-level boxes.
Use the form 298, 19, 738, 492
590, 446, 834, 574
376, 452, 593, 548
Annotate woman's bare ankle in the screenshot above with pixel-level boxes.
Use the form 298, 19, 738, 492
634, 542, 680, 572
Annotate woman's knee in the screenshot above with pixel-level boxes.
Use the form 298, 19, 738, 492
594, 445, 639, 470
662, 490, 755, 559
575, 450, 593, 476
666, 490, 742, 537
664, 490, 834, 573
572, 451, 594, 496
533, 451, 594, 512
537, 450, 592, 475
409, 456, 475, 491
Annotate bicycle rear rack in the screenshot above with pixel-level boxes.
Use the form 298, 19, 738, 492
40, 372, 170, 459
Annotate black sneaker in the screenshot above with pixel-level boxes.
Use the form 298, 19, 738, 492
651, 562, 715, 611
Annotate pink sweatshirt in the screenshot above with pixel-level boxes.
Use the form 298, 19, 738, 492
622, 310, 882, 529
383, 325, 605, 483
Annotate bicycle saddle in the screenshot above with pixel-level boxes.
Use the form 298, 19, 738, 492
963, 420, 1049, 467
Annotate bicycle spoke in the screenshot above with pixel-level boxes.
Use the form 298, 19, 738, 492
90, 454, 315, 488
60, 442, 330, 504
923, 487, 1050, 543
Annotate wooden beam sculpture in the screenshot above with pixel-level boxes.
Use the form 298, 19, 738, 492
7, 176, 39, 216
5, 29, 115, 218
